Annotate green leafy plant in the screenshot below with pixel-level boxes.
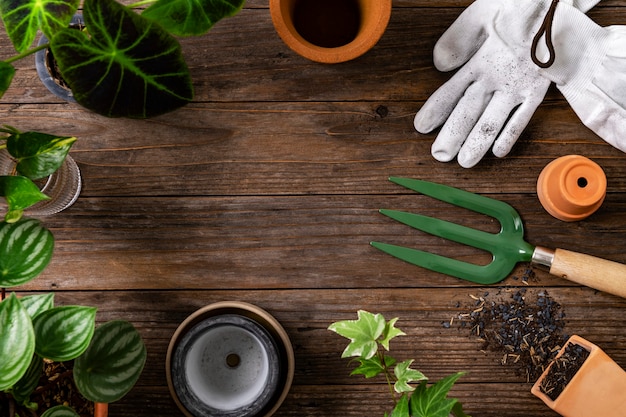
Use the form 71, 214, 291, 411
0, 129, 146, 417
329, 310, 471, 417
0, 0, 245, 118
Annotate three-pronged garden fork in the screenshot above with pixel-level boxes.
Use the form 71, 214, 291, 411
371, 177, 626, 299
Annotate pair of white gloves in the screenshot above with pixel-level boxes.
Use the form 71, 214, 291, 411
415, 0, 626, 168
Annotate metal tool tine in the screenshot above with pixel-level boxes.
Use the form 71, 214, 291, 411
370, 241, 505, 284
378, 209, 499, 252
388, 177, 522, 233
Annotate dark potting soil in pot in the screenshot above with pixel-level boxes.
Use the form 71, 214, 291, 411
446, 268, 568, 382
539, 343, 590, 400
0, 360, 94, 417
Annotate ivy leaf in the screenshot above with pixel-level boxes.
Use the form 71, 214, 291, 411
390, 394, 410, 417
380, 317, 406, 351
351, 354, 396, 378
0, 61, 15, 98
328, 310, 386, 359
142, 0, 245, 37
0, 293, 35, 391
0, 219, 54, 287
394, 359, 428, 393
451, 401, 472, 417
0, 0, 79, 53
50, 0, 193, 118
409, 372, 466, 417
6, 130, 76, 179
0, 176, 50, 221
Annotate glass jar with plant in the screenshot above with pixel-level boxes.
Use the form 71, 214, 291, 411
329, 310, 471, 417
0, 0, 245, 118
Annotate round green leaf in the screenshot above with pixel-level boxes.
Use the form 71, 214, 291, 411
50, 0, 193, 118
41, 405, 80, 417
0, 293, 35, 391
0, 219, 54, 287
74, 320, 146, 403
33, 305, 97, 362
142, 0, 245, 36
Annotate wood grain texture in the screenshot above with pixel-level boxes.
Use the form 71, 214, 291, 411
2, 2, 625, 417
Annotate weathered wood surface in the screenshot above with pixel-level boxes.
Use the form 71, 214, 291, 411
4, 1, 626, 416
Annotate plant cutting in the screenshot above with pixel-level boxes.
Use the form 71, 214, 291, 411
0, 0, 245, 118
328, 310, 470, 417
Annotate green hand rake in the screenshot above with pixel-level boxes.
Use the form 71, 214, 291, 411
371, 177, 626, 299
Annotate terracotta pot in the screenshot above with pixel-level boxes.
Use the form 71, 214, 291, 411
537, 155, 606, 222
269, 0, 392, 63
166, 301, 294, 417
531, 335, 626, 417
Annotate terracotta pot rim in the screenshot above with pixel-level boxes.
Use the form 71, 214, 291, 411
269, 0, 392, 63
165, 301, 295, 417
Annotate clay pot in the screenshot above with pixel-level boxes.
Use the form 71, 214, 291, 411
537, 155, 606, 221
269, 0, 392, 63
166, 302, 294, 417
531, 335, 626, 417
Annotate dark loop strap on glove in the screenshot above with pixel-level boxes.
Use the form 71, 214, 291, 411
531, 0, 560, 68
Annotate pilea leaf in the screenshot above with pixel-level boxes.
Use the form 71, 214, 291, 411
142, 0, 245, 36
50, 0, 193, 118
74, 320, 147, 403
33, 305, 97, 362
6, 131, 77, 180
0, 293, 35, 391
0, 219, 54, 287
0, 0, 79, 53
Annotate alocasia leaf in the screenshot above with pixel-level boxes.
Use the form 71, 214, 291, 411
351, 354, 396, 378
0, 293, 35, 391
409, 372, 466, 417
0, 219, 54, 287
0, 61, 15, 98
327, 310, 386, 359
0, 0, 79, 53
142, 0, 245, 37
393, 359, 427, 393
50, 0, 193, 118
6, 130, 76, 179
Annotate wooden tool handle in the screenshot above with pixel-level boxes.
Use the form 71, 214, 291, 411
550, 249, 626, 299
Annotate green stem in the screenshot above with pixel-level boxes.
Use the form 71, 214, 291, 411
127, 0, 156, 7
4, 43, 49, 64
379, 350, 397, 404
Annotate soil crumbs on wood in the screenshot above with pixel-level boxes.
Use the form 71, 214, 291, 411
539, 343, 589, 400
449, 287, 568, 382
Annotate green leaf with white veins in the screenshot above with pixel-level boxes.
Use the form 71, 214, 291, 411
0, 0, 79, 53
50, 0, 193, 118
142, 0, 245, 37
328, 310, 385, 359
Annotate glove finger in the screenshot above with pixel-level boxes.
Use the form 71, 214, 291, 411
414, 68, 477, 133
430, 82, 492, 163
433, 0, 495, 71
456, 92, 518, 168
492, 92, 546, 158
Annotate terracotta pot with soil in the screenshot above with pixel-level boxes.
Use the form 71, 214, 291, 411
531, 335, 626, 417
270, 0, 392, 63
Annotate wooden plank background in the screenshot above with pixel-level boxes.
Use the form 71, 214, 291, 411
2, 1, 625, 416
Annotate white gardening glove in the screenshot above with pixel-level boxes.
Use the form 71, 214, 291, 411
414, 0, 600, 168
536, 2, 626, 152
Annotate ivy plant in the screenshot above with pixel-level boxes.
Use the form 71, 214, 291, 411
329, 310, 471, 417
0, 0, 245, 118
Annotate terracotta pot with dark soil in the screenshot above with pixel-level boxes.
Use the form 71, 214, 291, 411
531, 335, 626, 417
